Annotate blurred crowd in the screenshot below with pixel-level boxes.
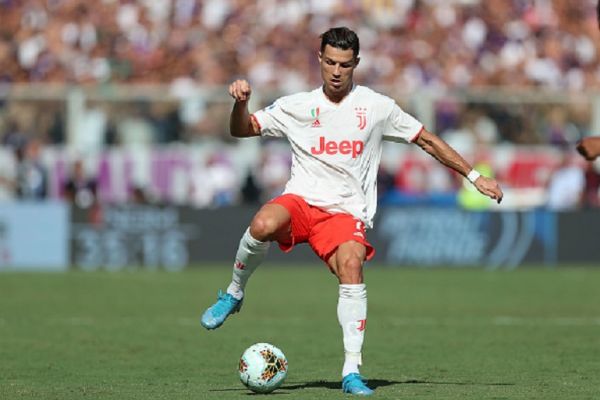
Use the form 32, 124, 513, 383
0, 0, 598, 145
1, 137, 599, 211
1, 0, 599, 89
1, 0, 600, 209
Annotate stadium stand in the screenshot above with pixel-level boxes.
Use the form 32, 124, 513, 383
0, 0, 599, 208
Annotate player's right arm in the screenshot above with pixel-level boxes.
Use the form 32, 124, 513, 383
229, 79, 261, 138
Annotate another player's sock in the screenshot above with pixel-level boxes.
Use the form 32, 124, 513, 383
226, 228, 270, 300
337, 283, 367, 377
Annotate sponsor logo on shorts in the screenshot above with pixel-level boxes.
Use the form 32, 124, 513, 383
353, 221, 364, 238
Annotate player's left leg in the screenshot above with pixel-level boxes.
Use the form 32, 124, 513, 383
328, 241, 374, 396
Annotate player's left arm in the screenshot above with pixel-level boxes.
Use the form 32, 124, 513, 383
414, 129, 504, 203
576, 137, 600, 161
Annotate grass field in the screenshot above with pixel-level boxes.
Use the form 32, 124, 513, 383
1, 265, 600, 399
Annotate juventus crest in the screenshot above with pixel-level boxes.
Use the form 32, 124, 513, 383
355, 107, 367, 130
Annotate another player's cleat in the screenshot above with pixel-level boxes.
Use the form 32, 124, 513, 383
342, 373, 374, 396
201, 290, 243, 330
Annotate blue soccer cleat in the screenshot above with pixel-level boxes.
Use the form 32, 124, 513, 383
201, 290, 243, 330
342, 373, 374, 396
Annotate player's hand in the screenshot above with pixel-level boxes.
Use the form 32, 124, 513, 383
229, 79, 252, 102
474, 176, 503, 204
576, 137, 600, 161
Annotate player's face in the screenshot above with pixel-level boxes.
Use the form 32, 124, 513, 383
319, 45, 359, 101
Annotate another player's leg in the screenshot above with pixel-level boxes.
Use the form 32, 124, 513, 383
201, 203, 291, 330
328, 241, 374, 396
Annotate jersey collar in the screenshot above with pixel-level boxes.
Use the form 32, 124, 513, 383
319, 84, 357, 108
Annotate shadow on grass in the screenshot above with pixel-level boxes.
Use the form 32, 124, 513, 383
210, 378, 514, 393
282, 378, 514, 391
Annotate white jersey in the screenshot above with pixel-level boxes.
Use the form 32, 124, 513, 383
252, 85, 423, 228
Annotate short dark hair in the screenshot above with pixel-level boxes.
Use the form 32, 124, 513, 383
320, 27, 360, 58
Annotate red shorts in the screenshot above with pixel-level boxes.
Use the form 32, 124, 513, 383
268, 194, 375, 263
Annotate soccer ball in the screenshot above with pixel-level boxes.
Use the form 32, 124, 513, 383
238, 343, 288, 393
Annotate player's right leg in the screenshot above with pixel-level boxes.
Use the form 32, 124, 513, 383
328, 241, 374, 396
201, 203, 291, 330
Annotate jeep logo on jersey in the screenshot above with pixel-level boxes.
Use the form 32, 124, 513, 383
355, 107, 367, 130
310, 136, 364, 158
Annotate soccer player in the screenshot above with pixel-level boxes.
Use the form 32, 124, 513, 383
201, 27, 503, 396
576, 137, 600, 161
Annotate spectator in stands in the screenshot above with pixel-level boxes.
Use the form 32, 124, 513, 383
116, 101, 156, 147
376, 165, 395, 200
256, 145, 290, 202
14, 138, 47, 200
1, 121, 29, 151
0, 150, 16, 201
189, 152, 239, 208
131, 186, 151, 205
63, 159, 97, 208
240, 170, 262, 205
546, 149, 585, 210
543, 107, 582, 147
205, 153, 238, 206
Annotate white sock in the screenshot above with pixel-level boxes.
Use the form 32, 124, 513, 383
337, 283, 367, 377
226, 228, 270, 300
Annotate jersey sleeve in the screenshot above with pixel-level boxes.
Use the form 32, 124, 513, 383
382, 102, 424, 143
252, 100, 288, 138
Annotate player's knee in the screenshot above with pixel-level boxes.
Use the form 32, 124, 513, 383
249, 215, 280, 240
342, 256, 363, 273
337, 256, 363, 283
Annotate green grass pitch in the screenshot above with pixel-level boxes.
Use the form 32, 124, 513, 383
1, 265, 599, 399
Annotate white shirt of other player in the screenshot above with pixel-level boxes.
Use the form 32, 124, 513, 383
252, 85, 423, 228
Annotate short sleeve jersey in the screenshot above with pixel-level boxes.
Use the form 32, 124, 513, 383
252, 85, 423, 228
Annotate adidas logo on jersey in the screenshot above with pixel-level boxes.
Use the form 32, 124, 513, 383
310, 107, 321, 128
